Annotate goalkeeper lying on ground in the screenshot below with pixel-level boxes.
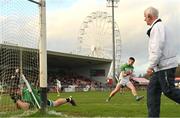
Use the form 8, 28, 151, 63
10, 83, 76, 110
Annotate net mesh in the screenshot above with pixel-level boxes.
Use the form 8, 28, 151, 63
0, 0, 40, 112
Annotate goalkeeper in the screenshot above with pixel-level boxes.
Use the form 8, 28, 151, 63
106, 57, 144, 102
9, 68, 20, 99
11, 83, 76, 110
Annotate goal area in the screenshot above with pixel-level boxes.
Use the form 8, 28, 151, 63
0, 0, 40, 114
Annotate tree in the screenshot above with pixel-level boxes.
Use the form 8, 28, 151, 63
175, 64, 180, 77
138, 74, 142, 78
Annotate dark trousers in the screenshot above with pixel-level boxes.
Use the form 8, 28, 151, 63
147, 67, 180, 117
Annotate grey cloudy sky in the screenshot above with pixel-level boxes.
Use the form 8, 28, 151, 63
45, 0, 180, 75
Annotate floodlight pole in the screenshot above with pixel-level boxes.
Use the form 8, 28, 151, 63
27, 0, 47, 113
107, 0, 119, 80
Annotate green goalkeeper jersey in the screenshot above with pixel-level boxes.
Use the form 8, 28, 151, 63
22, 86, 41, 108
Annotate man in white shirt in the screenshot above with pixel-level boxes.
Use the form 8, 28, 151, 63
144, 7, 180, 117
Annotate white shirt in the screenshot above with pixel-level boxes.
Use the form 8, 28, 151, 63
56, 79, 61, 88
148, 18, 178, 71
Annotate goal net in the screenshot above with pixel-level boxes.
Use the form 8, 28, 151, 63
0, 0, 40, 114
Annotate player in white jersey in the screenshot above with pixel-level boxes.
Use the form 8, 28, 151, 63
56, 79, 61, 96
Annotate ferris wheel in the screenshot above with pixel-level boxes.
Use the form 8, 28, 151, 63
77, 11, 122, 70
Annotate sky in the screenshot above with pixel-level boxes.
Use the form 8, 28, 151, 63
45, 0, 180, 75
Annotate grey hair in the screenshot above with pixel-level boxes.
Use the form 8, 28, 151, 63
144, 7, 159, 18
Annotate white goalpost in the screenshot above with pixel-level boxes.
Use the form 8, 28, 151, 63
0, 0, 47, 114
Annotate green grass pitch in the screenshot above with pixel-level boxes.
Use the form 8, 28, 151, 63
1, 90, 179, 117
35, 90, 179, 117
